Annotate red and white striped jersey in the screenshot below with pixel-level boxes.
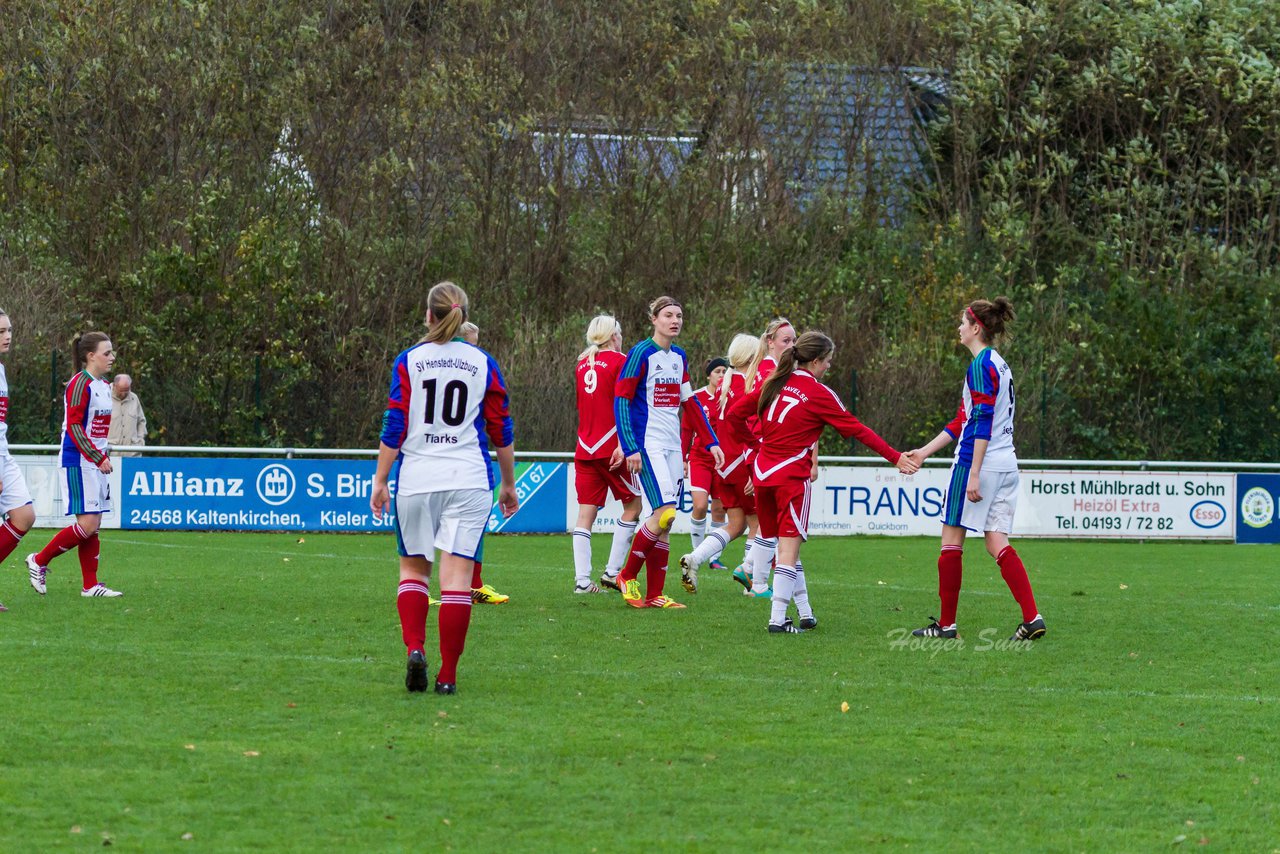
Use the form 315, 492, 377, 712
727, 369, 899, 484
575, 350, 626, 461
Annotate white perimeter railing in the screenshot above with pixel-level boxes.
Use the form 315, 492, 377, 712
11, 444, 1280, 471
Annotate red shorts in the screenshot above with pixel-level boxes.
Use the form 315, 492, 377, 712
717, 477, 756, 515
687, 456, 719, 496
754, 478, 811, 540
574, 457, 639, 506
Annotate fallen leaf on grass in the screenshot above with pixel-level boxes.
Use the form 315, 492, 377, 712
1172, 835, 1186, 845
181, 833, 194, 841
184, 744, 195, 750
297, 538, 306, 544
243, 750, 260, 757
840, 701, 850, 713
1119, 583, 1128, 590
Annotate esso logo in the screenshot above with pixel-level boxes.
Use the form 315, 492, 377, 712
1189, 500, 1226, 529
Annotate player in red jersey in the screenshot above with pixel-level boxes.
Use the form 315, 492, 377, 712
679, 334, 762, 594
572, 315, 643, 593
0, 309, 36, 611
682, 356, 727, 565
745, 317, 796, 394
727, 331, 917, 633
738, 318, 805, 593
26, 332, 123, 598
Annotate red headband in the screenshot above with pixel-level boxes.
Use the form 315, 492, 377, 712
966, 306, 986, 331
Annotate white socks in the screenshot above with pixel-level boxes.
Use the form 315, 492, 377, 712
604, 519, 638, 577
572, 528, 593, 585
750, 535, 776, 591
690, 514, 707, 550
771, 564, 797, 624
690, 527, 731, 566
792, 562, 813, 620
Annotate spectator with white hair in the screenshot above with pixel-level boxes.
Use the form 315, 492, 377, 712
107, 373, 147, 457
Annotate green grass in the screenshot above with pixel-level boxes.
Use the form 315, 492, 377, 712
1, 531, 1275, 852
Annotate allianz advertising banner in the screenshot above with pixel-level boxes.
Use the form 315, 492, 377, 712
120, 457, 565, 533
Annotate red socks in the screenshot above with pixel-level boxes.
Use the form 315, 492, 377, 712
397, 579, 431, 653
436, 590, 472, 684
997, 546, 1039, 622
644, 541, 669, 600
618, 523, 660, 583
0, 520, 25, 564
938, 545, 963, 627
35, 522, 89, 567
78, 532, 100, 589
397, 581, 475, 685
471, 560, 483, 590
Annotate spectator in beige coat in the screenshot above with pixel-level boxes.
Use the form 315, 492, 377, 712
107, 374, 147, 457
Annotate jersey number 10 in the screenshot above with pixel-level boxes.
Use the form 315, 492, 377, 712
422, 378, 469, 427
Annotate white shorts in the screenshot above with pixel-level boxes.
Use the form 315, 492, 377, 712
943, 465, 1018, 534
637, 446, 684, 511
395, 488, 491, 561
62, 464, 112, 515
0, 455, 33, 515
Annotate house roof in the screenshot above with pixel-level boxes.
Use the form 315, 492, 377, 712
754, 64, 948, 220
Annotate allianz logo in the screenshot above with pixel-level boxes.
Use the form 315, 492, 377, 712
128, 463, 298, 506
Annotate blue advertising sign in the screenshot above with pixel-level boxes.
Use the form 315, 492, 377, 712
1235, 473, 1280, 544
122, 457, 397, 531
121, 457, 570, 534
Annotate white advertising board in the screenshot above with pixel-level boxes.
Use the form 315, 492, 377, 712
571, 464, 1236, 540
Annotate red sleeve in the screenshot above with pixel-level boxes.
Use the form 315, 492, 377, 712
726, 387, 762, 451
483, 361, 514, 448
943, 401, 966, 438
816, 386, 899, 464
66, 374, 105, 465
682, 395, 719, 449
680, 403, 695, 460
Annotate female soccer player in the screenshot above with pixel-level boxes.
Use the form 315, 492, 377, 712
0, 310, 37, 611
613, 295, 723, 609
26, 332, 122, 598
682, 356, 727, 561
455, 320, 508, 605
907, 298, 1046, 642
371, 281, 518, 695
745, 317, 796, 392
571, 314, 643, 594
726, 331, 917, 633
738, 317, 802, 593
679, 333, 762, 595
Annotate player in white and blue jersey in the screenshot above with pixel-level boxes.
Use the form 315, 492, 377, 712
612, 295, 723, 609
26, 331, 124, 598
906, 298, 1046, 642
0, 309, 36, 611
370, 281, 518, 696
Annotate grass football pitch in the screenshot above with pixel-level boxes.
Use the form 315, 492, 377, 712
0, 530, 1275, 851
